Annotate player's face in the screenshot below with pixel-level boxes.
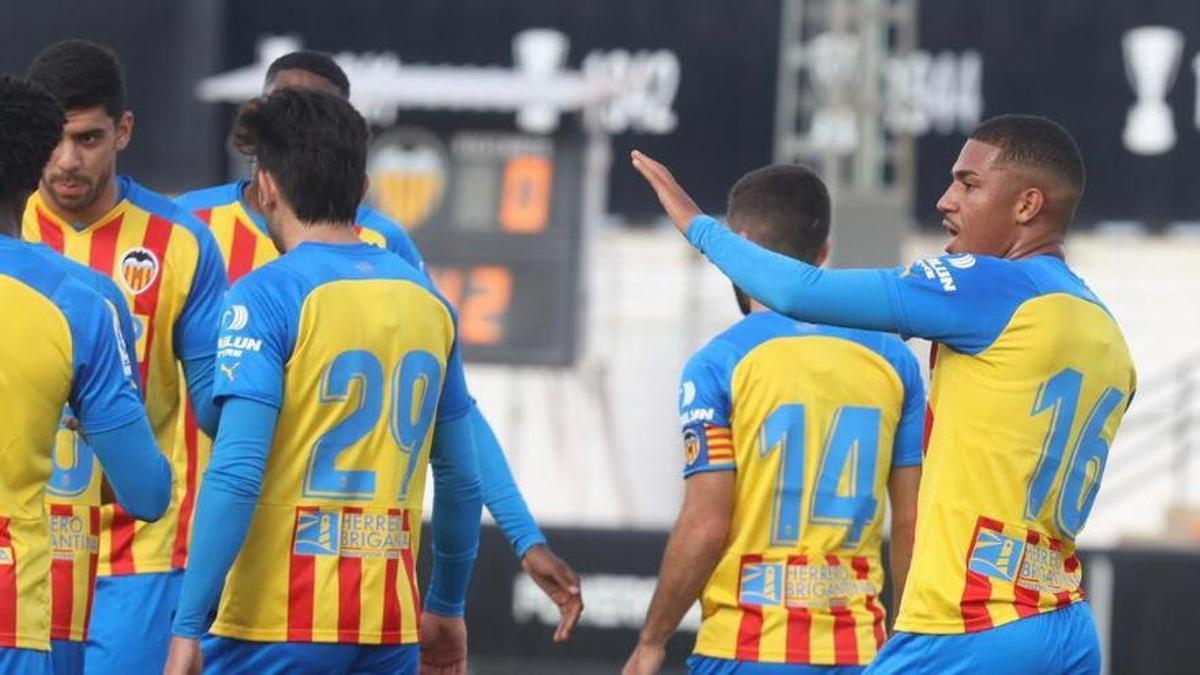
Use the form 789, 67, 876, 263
936, 139, 1021, 256
41, 106, 132, 217
265, 69, 343, 97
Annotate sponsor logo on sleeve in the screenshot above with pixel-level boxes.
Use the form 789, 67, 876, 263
217, 335, 264, 359
222, 304, 250, 331
106, 301, 134, 381
916, 257, 958, 292
947, 253, 977, 269
679, 380, 696, 407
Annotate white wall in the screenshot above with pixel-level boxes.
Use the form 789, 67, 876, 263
464, 226, 1200, 546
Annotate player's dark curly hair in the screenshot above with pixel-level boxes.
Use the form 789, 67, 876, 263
266, 50, 350, 99
232, 88, 367, 224
0, 77, 65, 204
970, 114, 1086, 195
727, 164, 831, 264
26, 39, 125, 119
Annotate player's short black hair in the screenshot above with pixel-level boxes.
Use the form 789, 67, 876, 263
233, 88, 367, 224
969, 114, 1086, 195
265, 50, 350, 99
0, 77, 65, 205
727, 164, 831, 264
26, 39, 125, 119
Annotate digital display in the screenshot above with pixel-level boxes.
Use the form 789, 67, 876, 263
367, 126, 582, 366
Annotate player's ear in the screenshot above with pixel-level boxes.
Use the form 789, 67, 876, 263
114, 111, 134, 151
1014, 187, 1044, 226
813, 240, 832, 268
254, 168, 279, 213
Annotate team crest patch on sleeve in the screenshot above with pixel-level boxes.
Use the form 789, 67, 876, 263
683, 428, 702, 466
118, 247, 160, 295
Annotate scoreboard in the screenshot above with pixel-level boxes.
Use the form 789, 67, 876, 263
366, 124, 584, 367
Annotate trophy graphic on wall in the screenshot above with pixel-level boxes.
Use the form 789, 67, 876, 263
1122, 26, 1184, 156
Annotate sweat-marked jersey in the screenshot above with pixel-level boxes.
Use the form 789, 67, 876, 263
680, 312, 924, 666
0, 238, 142, 650
208, 241, 470, 644
883, 254, 1136, 634
23, 176, 226, 578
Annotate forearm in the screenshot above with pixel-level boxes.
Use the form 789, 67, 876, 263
426, 413, 484, 617
470, 406, 545, 557
172, 398, 276, 638
639, 515, 725, 646
88, 414, 171, 521
888, 520, 914, 618
182, 355, 219, 437
687, 215, 900, 332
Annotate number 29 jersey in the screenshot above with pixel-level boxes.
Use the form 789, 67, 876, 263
209, 241, 471, 645
680, 312, 925, 666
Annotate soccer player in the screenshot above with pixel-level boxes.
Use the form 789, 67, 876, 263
0, 75, 171, 675
22, 40, 227, 674
632, 115, 1137, 673
623, 166, 924, 675
175, 50, 583, 641
166, 88, 482, 674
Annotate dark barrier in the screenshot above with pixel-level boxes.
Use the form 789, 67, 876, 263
421, 526, 1200, 674
914, 1, 1200, 230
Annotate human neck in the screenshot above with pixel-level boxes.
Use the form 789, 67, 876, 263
748, 299, 771, 314
276, 215, 362, 253
39, 176, 120, 231
0, 202, 21, 238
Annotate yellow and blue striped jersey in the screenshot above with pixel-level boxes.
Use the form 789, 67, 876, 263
881, 253, 1136, 634
0, 237, 142, 650
680, 311, 924, 665
208, 241, 471, 645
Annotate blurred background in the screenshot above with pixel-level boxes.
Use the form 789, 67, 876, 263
4, 1, 1199, 672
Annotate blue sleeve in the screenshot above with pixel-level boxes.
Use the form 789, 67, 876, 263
174, 225, 228, 361
212, 274, 294, 409
470, 405, 545, 557
435, 325, 472, 423
679, 343, 736, 478
88, 415, 171, 522
358, 206, 426, 273
87, 275, 141, 389
67, 290, 143, 435
879, 254, 1039, 354
886, 342, 926, 468
183, 356, 219, 437
687, 215, 900, 333
172, 397, 277, 639
425, 411, 483, 617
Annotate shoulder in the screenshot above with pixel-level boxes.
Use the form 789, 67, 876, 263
174, 181, 244, 215
123, 177, 216, 243
356, 204, 406, 234
55, 254, 126, 308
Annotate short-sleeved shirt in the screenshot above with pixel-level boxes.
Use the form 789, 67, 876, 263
0, 237, 142, 650
207, 240, 469, 645
24, 176, 227, 577
681, 311, 924, 666
877, 253, 1136, 634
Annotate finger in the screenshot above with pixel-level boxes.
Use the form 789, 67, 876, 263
631, 150, 677, 188
554, 598, 583, 642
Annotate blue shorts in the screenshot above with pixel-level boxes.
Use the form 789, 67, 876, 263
84, 570, 183, 675
201, 637, 418, 675
0, 646, 52, 674
865, 602, 1100, 675
687, 655, 865, 674
51, 639, 83, 675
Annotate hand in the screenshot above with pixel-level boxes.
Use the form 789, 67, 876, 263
521, 545, 583, 641
163, 637, 203, 675
622, 641, 666, 675
420, 612, 468, 675
630, 150, 702, 237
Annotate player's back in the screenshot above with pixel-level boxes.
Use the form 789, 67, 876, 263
0, 238, 119, 649
680, 312, 923, 666
897, 254, 1136, 634
210, 241, 465, 645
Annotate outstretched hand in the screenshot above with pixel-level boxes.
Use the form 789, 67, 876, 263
630, 150, 702, 237
521, 545, 583, 642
